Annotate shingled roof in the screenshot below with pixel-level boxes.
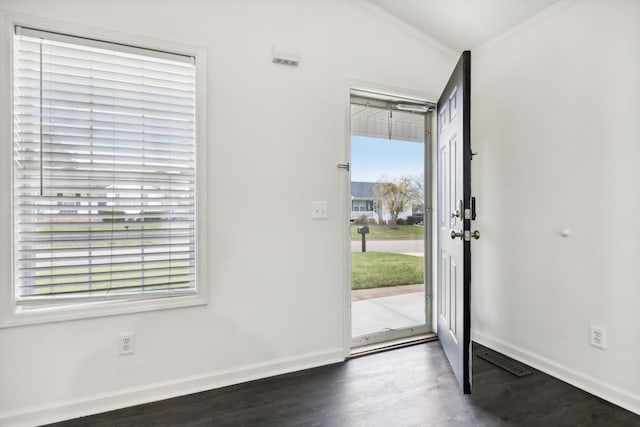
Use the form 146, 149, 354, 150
351, 181, 378, 198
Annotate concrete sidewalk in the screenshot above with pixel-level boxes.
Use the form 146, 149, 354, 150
351, 238, 424, 254
351, 285, 426, 337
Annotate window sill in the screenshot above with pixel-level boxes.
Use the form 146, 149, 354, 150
0, 293, 207, 328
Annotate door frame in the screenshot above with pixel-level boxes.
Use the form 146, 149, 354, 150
341, 80, 437, 355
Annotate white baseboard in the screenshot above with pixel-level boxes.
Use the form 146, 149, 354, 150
1, 348, 345, 427
473, 331, 640, 416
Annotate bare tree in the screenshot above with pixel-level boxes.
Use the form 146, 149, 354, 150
374, 176, 420, 224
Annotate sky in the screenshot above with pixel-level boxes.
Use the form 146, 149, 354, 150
350, 135, 424, 182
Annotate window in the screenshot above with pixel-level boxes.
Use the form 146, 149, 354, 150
352, 200, 374, 212
11, 26, 201, 316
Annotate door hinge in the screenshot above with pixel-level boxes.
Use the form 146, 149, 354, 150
337, 163, 350, 171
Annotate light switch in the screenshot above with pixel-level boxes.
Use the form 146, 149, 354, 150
311, 201, 328, 219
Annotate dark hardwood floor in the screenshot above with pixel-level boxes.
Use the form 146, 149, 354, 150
48, 342, 640, 426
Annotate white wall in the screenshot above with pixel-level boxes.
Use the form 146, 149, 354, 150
0, 1, 456, 425
472, 0, 640, 414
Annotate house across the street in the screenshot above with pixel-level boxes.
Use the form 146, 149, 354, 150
350, 181, 414, 224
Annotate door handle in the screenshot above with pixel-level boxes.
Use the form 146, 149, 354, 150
471, 230, 480, 240
450, 230, 463, 240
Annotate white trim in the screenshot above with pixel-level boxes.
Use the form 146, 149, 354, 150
429, 112, 438, 330
0, 348, 345, 427
342, 78, 436, 357
473, 331, 640, 416
0, 11, 209, 328
0, 13, 14, 330
1, 295, 208, 328
341, 81, 352, 358
0, 9, 201, 58
347, 78, 437, 108
15, 26, 194, 64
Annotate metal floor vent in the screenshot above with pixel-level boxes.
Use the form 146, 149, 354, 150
476, 350, 533, 377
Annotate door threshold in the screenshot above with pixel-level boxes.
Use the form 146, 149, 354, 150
349, 333, 438, 359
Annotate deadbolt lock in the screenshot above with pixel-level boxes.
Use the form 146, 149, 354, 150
451, 200, 463, 219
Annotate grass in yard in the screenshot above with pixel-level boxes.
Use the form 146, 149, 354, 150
34, 261, 192, 294
350, 224, 424, 240
351, 252, 424, 289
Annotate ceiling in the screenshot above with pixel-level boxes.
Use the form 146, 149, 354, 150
366, 0, 564, 52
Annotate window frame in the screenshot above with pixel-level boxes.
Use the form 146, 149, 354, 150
0, 14, 209, 327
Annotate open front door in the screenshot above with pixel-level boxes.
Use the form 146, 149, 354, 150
437, 51, 473, 393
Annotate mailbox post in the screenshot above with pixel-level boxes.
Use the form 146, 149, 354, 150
357, 225, 369, 253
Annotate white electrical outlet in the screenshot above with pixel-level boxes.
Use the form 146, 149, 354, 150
590, 325, 606, 350
119, 332, 135, 355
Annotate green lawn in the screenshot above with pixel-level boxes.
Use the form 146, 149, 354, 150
350, 224, 424, 240
34, 261, 191, 294
351, 252, 424, 289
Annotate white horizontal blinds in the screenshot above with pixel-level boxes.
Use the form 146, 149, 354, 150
13, 28, 197, 304
350, 104, 426, 143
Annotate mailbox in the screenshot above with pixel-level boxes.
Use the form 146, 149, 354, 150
357, 226, 369, 234
357, 226, 369, 252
